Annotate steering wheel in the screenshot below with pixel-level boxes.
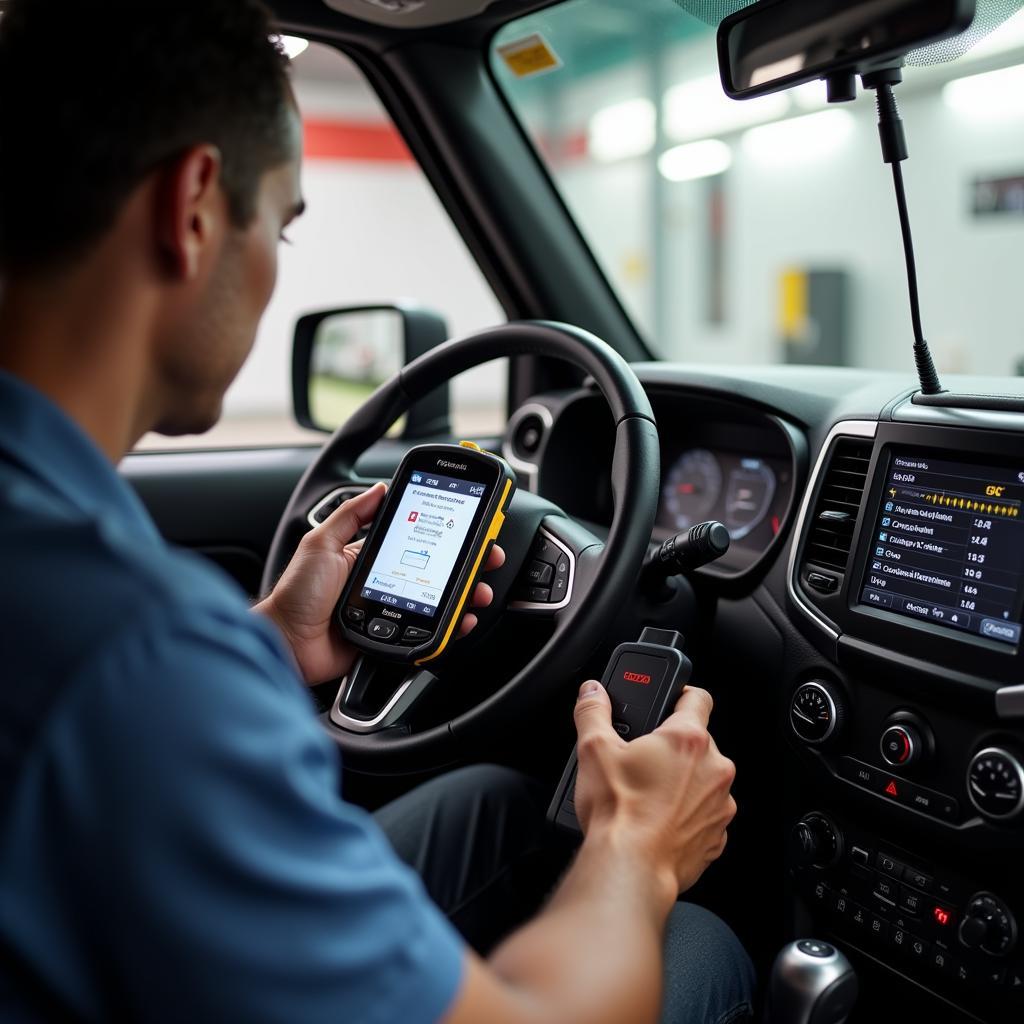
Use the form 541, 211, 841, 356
261, 322, 660, 773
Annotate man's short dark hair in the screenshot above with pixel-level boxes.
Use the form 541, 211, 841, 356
0, 0, 294, 277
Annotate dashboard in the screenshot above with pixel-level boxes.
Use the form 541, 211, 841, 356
503, 365, 1024, 1023
510, 389, 803, 579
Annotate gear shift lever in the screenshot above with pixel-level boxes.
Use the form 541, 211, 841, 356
766, 940, 857, 1024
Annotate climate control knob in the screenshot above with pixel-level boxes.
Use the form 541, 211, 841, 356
967, 747, 1024, 820
790, 681, 844, 745
790, 812, 844, 869
959, 893, 1017, 957
880, 723, 922, 769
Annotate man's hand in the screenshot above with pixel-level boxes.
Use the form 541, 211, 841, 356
443, 684, 738, 1024
572, 680, 736, 896
255, 483, 505, 685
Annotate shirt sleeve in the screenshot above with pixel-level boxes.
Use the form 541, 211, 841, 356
11, 601, 466, 1024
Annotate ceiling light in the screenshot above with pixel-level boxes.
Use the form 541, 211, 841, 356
658, 139, 733, 182
742, 109, 855, 164
943, 64, 1024, 119
273, 34, 309, 60
664, 74, 789, 142
588, 98, 656, 162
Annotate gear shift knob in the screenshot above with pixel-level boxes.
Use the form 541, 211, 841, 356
766, 940, 857, 1024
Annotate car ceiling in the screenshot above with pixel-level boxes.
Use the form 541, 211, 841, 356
270, 0, 555, 40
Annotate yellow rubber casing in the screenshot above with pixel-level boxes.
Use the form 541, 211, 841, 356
414, 475, 513, 665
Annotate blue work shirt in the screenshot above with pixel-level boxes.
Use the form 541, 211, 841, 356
0, 370, 464, 1023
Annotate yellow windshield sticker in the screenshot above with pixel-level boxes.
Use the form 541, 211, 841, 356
497, 34, 562, 79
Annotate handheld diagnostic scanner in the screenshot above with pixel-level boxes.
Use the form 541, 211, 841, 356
335, 443, 515, 665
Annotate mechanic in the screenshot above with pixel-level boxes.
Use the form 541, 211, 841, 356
0, 2, 754, 1022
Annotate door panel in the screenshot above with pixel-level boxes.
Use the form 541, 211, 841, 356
122, 447, 316, 597
120, 439, 475, 597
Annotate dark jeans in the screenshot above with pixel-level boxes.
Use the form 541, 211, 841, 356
375, 764, 756, 1024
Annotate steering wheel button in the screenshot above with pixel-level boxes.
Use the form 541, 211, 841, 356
555, 556, 570, 576
368, 618, 399, 641
526, 586, 551, 603
526, 560, 554, 585
532, 538, 560, 564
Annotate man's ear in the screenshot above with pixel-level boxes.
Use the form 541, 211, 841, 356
154, 145, 225, 281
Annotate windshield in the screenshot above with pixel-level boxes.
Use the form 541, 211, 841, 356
492, 0, 1024, 376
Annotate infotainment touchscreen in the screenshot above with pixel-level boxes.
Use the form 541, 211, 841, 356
859, 450, 1024, 647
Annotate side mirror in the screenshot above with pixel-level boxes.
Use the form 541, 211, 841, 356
292, 304, 450, 438
718, 0, 975, 100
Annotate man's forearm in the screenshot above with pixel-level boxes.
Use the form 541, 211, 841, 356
483, 827, 677, 1024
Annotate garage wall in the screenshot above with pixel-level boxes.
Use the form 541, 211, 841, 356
228, 76, 505, 419
497, 8, 1024, 378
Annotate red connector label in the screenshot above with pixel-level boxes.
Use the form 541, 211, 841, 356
623, 671, 652, 685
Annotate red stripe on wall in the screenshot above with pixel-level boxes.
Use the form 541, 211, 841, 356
303, 118, 413, 163
535, 130, 589, 165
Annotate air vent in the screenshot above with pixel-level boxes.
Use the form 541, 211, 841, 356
804, 438, 873, 573
511, 411, 547, 460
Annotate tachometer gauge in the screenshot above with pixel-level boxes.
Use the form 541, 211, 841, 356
724, 458, 777, 541
662, 449, 722, 530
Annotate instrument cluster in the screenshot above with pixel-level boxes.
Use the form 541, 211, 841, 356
528, 388, 801, 581
658, 447, 788, 543
655, 441, 795, 577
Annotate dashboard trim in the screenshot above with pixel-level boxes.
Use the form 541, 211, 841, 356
786, 419, 879, 642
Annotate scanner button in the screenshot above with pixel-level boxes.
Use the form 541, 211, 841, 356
402, 626, 432, 641
526, 560, 554, 585
368, 618, 399, 641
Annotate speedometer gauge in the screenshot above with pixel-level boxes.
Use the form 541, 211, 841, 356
662, 449, 722, 530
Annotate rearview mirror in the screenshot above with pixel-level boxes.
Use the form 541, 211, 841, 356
292, 304, 450, 437
719, 0, 976, 99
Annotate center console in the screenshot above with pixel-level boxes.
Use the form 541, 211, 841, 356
785, 416, 1024, 1021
